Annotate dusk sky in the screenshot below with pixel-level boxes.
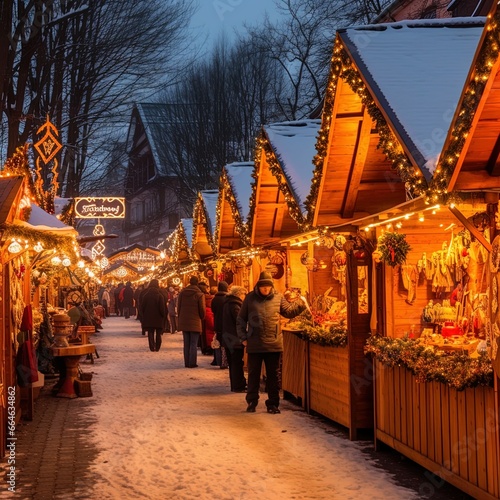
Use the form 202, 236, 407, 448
190, 0, 277, 45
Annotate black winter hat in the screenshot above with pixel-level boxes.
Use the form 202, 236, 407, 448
218, 281, 229, 292
189, 276, 199, 285
256, 271, 273, 288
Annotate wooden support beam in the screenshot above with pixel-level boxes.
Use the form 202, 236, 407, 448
342, 108, 372, 218
448, 205, 492, 252
486, 133, 500, 177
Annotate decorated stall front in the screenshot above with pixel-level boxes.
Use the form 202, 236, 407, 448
327, 11, 500, 498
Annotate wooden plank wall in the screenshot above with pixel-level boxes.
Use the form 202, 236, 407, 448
282, 330, 306, 402
380, 206, 488, 338
375, 361, 499, 500
309, 343, 350, 427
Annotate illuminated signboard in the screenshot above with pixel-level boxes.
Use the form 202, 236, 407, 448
74, 197, 125, 218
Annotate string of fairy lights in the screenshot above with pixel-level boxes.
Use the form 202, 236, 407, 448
306, 11, 500, 217
192, 192, 217, 257
215, 167, 251, 248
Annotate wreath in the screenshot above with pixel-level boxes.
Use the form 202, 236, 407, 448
377, 232, 411, 267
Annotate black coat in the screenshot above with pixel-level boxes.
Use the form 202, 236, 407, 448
210, 291, 227, 334
139, 284, 166, 329
121, 284, 135, 308
221, 294, 243, 350
237, 287, 305, 353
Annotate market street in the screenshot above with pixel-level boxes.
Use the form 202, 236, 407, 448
2, 315, 471, 500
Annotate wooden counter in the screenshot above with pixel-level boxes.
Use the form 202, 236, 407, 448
374, 360, 500, 500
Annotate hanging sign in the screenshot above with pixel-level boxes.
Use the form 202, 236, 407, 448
74, 197, 125, 218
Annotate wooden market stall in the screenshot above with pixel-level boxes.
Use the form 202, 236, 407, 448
323, 10, 500, 498
214, 162, 255, 287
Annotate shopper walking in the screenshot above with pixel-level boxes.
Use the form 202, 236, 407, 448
102, 286, 111, 318
237, 271, 307, 414
121, 282, 135, 319
222, 286, 247, 392
167, 288, 178, 334
177, 276, 205, 368
139, 279, 167, 352
210, 281, 229, 367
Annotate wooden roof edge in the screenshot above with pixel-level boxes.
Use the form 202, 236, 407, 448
446, 5, 500, 192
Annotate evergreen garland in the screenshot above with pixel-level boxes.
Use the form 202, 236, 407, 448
365, 335, 493, 391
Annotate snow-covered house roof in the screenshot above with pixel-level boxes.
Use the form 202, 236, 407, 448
339, 17, 485, 179
216, 162, 254, 253
166, 218, 193, 263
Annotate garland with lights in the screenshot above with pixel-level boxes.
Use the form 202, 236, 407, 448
1, 223, 77, 258
2, 144, 38, 202
192, 193, 217, 257
246, 166, 259, 244
306, 14, 500, 213
426, 13, 500, 203
216, 168, 250, 247
168, 221, 191, 263
365, 335, 493, 391
254, 131, 309, 230
377, 231, 411, 267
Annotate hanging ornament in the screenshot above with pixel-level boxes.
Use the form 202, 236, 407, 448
377, 232, 411, 267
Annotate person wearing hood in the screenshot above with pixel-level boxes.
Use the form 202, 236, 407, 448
139, 279, 167, 352
237, 271, 307, 414
177, 276, 206, 368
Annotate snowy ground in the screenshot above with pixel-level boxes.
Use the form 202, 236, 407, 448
83, 315, 419, 500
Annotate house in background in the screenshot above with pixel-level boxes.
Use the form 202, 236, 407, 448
373, 0, 492, 22
123, 103, 189, 248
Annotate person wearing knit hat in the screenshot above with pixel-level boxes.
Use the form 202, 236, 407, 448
256, 271, 273, 288
236, 270, 307, 414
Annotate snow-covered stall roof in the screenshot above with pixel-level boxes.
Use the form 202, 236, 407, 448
200, 190, 219, 237
21, 202, 75, 234
180, 218, 193, 247
224, 162, 254, 222
264, 120, 320, 213
340, 17, 485, 179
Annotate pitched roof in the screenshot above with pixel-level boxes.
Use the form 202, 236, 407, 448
200, 190, 219, 237
339, 17, 485, 179
224, 162, 254, 223
263, 120, 320, 214
0, 176, 23, 224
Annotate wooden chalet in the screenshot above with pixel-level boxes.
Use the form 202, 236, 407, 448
103, 244, 161, 283
307, 12, 500, 498
215, 162, 254, 254
250, 120, 320, 249
192, 190, 218, 264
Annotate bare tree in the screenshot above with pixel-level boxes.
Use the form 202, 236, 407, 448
1, 0, 194, 198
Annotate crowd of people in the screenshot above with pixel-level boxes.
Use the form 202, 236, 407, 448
97, 271, 307, 414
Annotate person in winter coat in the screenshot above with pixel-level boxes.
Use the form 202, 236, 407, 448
139, 279, 167, 352
177, 276, 206, 368
167, 288, 178, 334
121, 282, 135, 319
114, 283, 124, 316
210, 281, 229, 367
222, 286, 247, 392
101, 286, 111, 318
134, 285, 145, 323
237, 271, 307, 414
